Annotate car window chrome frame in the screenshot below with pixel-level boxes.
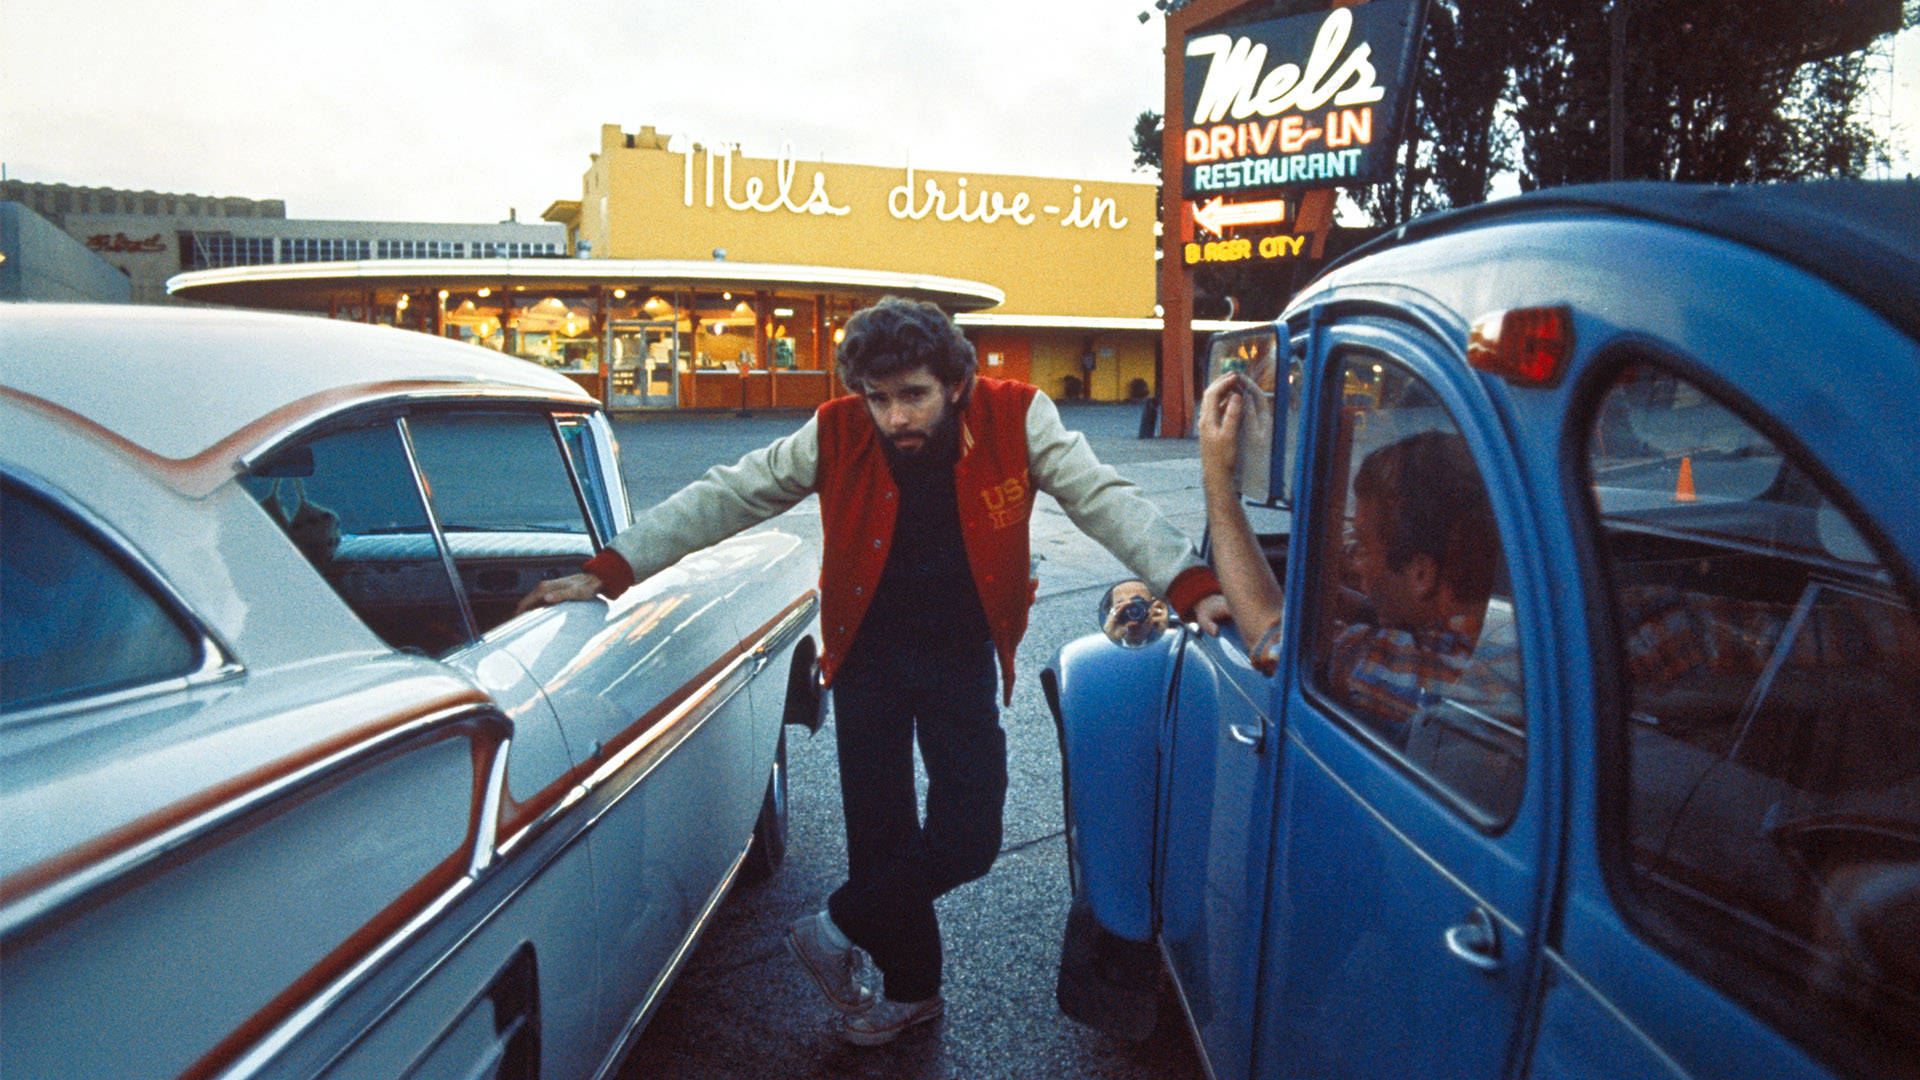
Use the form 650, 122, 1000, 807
0, 467, 241, 725
245, 398, 613, 657
587, 411, 634, 534
393, 415, 483, 646
1294, 336, 1533, 834
236, 388, 598, 476
551, 412, 615, 548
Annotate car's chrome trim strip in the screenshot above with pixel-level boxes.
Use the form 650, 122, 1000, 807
1157, 937, 1224, 1080
296, 603, 815, 1080
494, 592, 819, 856
591, 838, 754, 1080
470, 736, 511, 877
180, 591, 802, 1076
190, 719, 512, 1080
1539, 946, 1692, 1079
0, 692, 496, 938
571, 593, 816, 838
208, 867, 479, 1080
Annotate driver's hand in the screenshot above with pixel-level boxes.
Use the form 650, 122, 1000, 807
1193, 592, 1232, 636
1198, 373, 1251, 488
515, 572, 603, 615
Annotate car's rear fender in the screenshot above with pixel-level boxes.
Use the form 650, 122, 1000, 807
1042, 630, 1181, 942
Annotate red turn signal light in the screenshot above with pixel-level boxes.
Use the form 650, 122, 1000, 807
1467, 306, 1573, 386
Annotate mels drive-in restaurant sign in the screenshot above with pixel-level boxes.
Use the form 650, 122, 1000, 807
1181, 0, 1425, 201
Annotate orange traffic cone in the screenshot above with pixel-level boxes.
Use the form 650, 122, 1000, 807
1674, 456, 1696, 502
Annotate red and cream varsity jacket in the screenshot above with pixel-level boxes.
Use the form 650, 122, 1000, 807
584, 378, 1219, 701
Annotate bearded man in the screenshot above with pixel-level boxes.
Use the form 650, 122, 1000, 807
522, 296, 1225, 1045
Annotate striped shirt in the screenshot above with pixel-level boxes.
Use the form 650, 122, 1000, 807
1328, 609, 1524, 732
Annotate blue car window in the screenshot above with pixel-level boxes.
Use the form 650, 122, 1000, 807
405, 411, 595, 637
0, 480, 199, 712
1305, 353, 1526, 825
243, 421, 472, 657
1588, 361, 1920, 1061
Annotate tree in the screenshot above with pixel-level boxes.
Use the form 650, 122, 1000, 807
1360, 0, 1909, 221
1132, 109, 1164, 173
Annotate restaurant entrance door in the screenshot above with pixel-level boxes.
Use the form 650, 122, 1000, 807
606, 320, 680, 408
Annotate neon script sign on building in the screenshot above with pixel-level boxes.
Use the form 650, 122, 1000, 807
1180, 0, 1426, 199
676, 139, 1128, 231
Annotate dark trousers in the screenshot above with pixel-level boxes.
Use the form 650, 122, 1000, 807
827, 634, 1006, 1003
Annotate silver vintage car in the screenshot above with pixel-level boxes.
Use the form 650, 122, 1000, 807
0, 304, 822, 1080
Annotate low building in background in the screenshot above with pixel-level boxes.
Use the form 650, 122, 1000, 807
0, 201, 132, 303
2, 180, 563, 305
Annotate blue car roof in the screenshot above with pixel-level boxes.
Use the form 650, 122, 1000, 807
1324, 180, 1920, 342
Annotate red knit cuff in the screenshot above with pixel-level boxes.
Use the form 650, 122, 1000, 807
1166, 565, 1221, 622
583, 548, 635, 600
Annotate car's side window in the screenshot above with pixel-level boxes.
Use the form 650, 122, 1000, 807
1305, 353, 1526, 824
1586, 361, 1920, 1056
554, 414, 615, 543
1, 479, 200, 711
405, 411, 596, 636
245, 420, 472, 656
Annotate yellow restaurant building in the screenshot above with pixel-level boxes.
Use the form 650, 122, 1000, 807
171, 124, 1232, 409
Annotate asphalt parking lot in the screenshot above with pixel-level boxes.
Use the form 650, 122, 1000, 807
605, 401, 1208, 1079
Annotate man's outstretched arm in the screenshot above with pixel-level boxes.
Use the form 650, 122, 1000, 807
1024, 390, 1227, 632
518, 415, 821, 612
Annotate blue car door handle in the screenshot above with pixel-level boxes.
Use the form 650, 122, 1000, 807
1444, 907, 1501, 971
1228, 720, 1265, 752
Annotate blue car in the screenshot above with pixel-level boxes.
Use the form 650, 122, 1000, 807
1045, 181, 1919, 1080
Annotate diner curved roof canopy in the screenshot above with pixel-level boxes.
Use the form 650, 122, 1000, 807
167, 258, 1007, 313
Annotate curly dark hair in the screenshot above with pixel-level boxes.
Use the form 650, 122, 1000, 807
835, 296, 976, 391
1351, 430, 1497, 609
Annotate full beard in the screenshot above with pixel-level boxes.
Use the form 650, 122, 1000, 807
881, 405, 962, 472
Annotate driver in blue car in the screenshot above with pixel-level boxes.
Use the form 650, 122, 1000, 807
1198, 373, 1520, 734
521, 297, 1227, 1045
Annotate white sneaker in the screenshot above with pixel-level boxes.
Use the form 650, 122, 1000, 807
842, 995, 944, 1046
785, 912, 874, 1014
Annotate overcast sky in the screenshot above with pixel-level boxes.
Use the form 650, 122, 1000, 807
2, 0, 1914, 225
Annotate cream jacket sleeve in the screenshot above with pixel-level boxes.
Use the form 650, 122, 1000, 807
1024, 391, 1206, 598
605, 415, 821, 584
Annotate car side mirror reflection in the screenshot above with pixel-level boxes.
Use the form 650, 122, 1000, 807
1099, 579, 1172, 648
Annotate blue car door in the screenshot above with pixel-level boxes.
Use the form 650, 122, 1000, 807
1157, 623, 1281, 1080
1253, 316, 1551, 1078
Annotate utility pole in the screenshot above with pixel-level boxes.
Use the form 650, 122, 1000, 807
1610, 1, 1628, 181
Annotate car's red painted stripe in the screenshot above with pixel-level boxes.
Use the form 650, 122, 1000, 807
0, 687, 493, 913
1, 383, 575, 497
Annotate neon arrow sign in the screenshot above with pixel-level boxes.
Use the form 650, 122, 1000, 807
1192, 196, 1286, 237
